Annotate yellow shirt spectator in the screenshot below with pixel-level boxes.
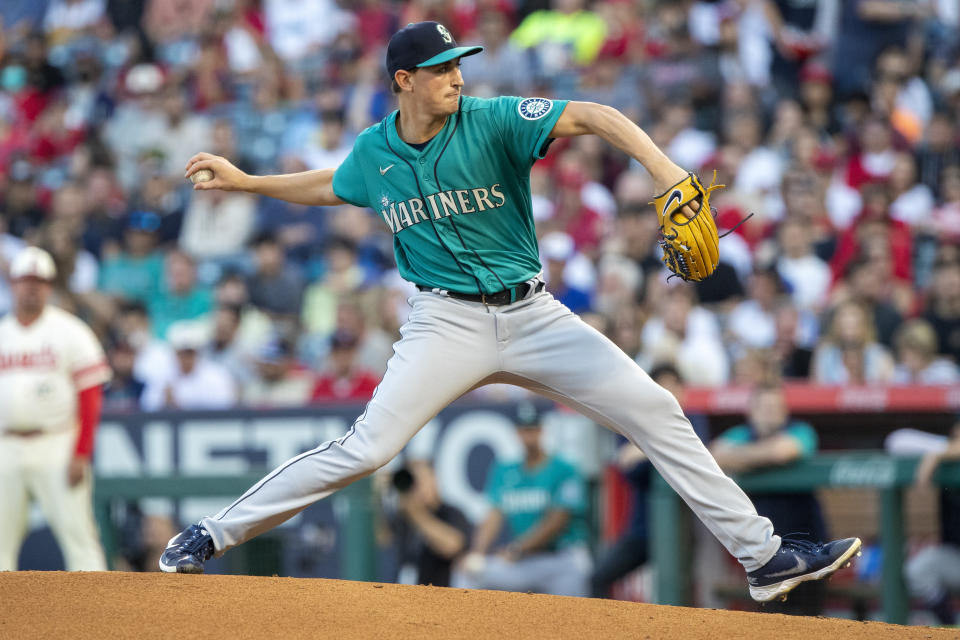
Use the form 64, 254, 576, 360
510, 9, 607, 67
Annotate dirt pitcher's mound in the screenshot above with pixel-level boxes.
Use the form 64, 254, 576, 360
0, 572, 954, 639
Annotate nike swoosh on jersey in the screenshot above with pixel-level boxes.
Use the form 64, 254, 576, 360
379, 164, 395, 175
663, 189, 684, 214
763, 557, 809, 579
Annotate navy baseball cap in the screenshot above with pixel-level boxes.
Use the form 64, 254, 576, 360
514, 401, 542, 428
386, 21, 483, 79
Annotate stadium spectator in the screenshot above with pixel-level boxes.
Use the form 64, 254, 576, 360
310, 328, 380, 402
103, 341, 147, 412
461, 10, 530, 98
263, 0, 354, 64
889, 152, 935, 229
140, 320, 237, 410
302, 236, 366, 336
771, 301, 817, 379
812, 300, 895, 385
97, 210, 165, 305
300, 109, 352, 172
886, 425, 960, 627
908, 425, 960, 626
242, 339, 313, 408
727, 269, 783, 355
775, 216, 831, 311
871, 45, 933, 145
829, 181, 914, 288
43, 0, 107, 48
111, 301, 174, 385
0, 214, 25, 316
924, 258, 960, 364
830, 0, 923, 100
643, 2, 722, 114
254, 159, 329, 269
510, 0, 606, 77
148, 250, 213, 339
891, 319, 960, 384
207, 303, 256, 384
246, 231, 305, 317
144, 0, 217, 51
932, 165, 960, 241
710, 383, 829, 616
797, 62, 838, 136
541, 231, 591, 314
179, 187, 257, 272
638, 283, 729, 386
42, 218, 99, 300
462, 402, 591, 596
831, 256, 906, 348
917, 114, 960, 196
155, 85, 214, 180
592, 254, 641, 319
608, 171, 661, 275
760, 0, 832, 100
1, 161, 44, 238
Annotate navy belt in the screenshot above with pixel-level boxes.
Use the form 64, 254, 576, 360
417, 281, 545, 305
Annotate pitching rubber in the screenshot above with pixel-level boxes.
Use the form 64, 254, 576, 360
748, 537, 863, 603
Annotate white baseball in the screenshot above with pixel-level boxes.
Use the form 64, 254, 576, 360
190, 169, 215, 184
461, 552, 486, 575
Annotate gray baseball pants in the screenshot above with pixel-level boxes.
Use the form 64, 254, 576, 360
201, 290, 781, 571
905, 544, 960, 604
456, 546, 593, 597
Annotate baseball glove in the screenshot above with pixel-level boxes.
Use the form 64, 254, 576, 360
653, 171, 725, 282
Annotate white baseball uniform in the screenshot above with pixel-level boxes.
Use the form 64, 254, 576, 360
0, 305, 112, 571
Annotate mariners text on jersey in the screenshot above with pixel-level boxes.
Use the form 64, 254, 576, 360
379, 184, 506, 234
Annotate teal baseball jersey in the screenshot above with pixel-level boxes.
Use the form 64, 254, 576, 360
332, 95, 568, 294
719, 421, 819, 457
485, 456, 589, 550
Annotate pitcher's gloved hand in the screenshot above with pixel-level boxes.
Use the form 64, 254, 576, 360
653, 171, 725, 282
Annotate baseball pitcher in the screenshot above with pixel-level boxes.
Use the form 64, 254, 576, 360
163, 22, 860, 603
0, 247, 111, 571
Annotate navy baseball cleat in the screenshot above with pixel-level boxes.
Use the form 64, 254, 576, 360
159, 524, 215, 574
747, 536, 862, 603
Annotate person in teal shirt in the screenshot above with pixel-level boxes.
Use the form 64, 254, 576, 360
461, 402, 591, 596
148, 250, 213, 339
98, 211, 165, 304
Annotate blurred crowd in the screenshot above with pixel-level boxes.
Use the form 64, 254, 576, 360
3, 0, 960, 412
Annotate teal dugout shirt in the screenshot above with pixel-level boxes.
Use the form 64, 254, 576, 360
332, 95, 568, 294
485, 456, 589, 550
718, 421, 819, 457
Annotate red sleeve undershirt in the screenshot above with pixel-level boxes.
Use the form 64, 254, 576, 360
75, 385, 103, 459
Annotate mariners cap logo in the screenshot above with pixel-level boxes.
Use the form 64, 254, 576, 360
437, 24, 453, 44
518, 97, 552, 120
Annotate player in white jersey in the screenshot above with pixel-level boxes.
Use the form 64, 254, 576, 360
0, 247, 112, 571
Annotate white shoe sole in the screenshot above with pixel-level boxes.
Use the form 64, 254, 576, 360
158, 555, 205, 574
749, 537, 862, 603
